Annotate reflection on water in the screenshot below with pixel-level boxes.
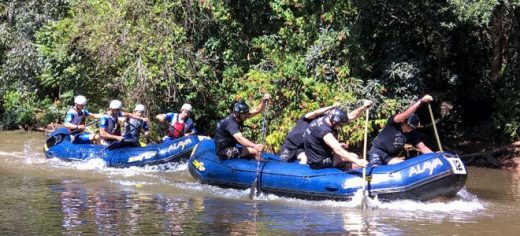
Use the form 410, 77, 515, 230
2, 131, 520, 234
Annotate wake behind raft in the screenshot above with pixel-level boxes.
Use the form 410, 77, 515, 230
44, 127, 208, 168
188, 139, 467, 201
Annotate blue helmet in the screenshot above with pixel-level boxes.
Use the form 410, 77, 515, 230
407, 114, 420, 129
329, 108, 348, 125
232, 101, 250, 114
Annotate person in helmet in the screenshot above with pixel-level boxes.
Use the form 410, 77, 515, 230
368, 95, 434, 166
279, 102, 341, 164
64, 95, 102, 144
122, 104, 150, 144
214, 93, 271, 160
156, 103, 196, 142
303, 102, 372, 169
98, 100, 148, 145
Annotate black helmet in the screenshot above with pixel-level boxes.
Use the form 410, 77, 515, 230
329, 108, 348, 125
232, 101, 250, 114
406, 114, 420, 129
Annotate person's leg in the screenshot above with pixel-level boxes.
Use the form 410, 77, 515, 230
240, 146, 261, 160
332, 152, 358, 169
368, 146, 384, 166
217, 147, 241, 160
89, 132, 100, 144
73, 132, 92, 144
308, 157, 333, 169
296, 150, 307, 164
279, 147, 296, 162
386, 157, 405, 165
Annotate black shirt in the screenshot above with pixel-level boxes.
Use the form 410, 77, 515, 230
282, 115, 314, 150
303, 117, 337, 163
214, 115, 242, 153
371, 115, 421, 155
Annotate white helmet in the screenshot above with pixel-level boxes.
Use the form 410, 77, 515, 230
181, 103, 192, 112
74, 95, 87, 105
134, 104, 145, 112
109, 100, 123, 109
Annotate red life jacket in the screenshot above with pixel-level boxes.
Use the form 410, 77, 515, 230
167, 113, 186, 139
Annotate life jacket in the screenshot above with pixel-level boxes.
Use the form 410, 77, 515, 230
103, 112, 121, 136
66, 108, 86, 132
167, 113, 187, 139
124, 118, 143, 139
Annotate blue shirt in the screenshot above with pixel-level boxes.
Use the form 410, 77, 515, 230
99, 112, 122, 135
64, 108, 91, 125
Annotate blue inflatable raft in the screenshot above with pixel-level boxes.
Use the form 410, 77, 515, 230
44, 127, 208, 167
188, 139, 468, 201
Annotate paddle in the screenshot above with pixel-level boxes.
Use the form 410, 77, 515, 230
124, 119, 159, 144
249, 100, 269, 199
361, 103, 370, 210
70, 119, 99, 135
427, 103, 443, 152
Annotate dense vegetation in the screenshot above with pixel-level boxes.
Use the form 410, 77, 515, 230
1, 0, 519, 153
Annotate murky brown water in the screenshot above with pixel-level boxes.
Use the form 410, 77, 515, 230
0, 131, 519, 235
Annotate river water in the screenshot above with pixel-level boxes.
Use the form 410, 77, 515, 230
0, 130, 518, 235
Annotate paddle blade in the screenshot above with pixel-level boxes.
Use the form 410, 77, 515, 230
361, 195, 368, 210
249, 178, 258, 199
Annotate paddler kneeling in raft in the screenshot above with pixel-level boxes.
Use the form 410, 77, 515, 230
63, 95, 102, 144
213, 94, 271, 161
368, 95, 434, 166
98, 100, 148, 146
303, 103, 372, 169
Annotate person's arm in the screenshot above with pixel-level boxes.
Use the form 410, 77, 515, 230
304, 102, 341, 120
232, 132, 263, 152
88, 113, 102, 119
98, 117, 123, 141
323, 133, 367, 167
416, 142, 433, 154
248, 93, 272, 117
64, 122, 78, 130
394, 95, 433, 123
99, 128, 123, 141
347, 100, 373, 120
122, 111, 149, 122
64, 112, 86, 131
156, 113, 167, 122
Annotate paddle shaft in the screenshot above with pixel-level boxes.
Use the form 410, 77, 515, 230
361, 105, 370, 210
427, 104, 443, 152
250, 100, 269, 199
362, 108, 369, 191
125, 119, 158, 144
70, 119, 98, 135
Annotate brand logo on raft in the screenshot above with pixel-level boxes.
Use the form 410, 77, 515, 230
409, 158, 443, 177
192, 159, 205, 171
159, 138, 193, 155
128, 151, 157, 163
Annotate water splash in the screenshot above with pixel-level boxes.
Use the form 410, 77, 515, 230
174, 182, 484, 214
23, 141, 47, 164
48, 157, 108, 170
0, 151, 22, 157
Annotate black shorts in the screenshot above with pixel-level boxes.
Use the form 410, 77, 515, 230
279, 147, 304, 162
368, 146, 391, 165
217, 146, 243, 160
308, 158, 333, 169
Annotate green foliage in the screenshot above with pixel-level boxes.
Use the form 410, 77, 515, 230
450, 0, 499, 26
1, 90, 61, 129
1, 0, 520, 152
